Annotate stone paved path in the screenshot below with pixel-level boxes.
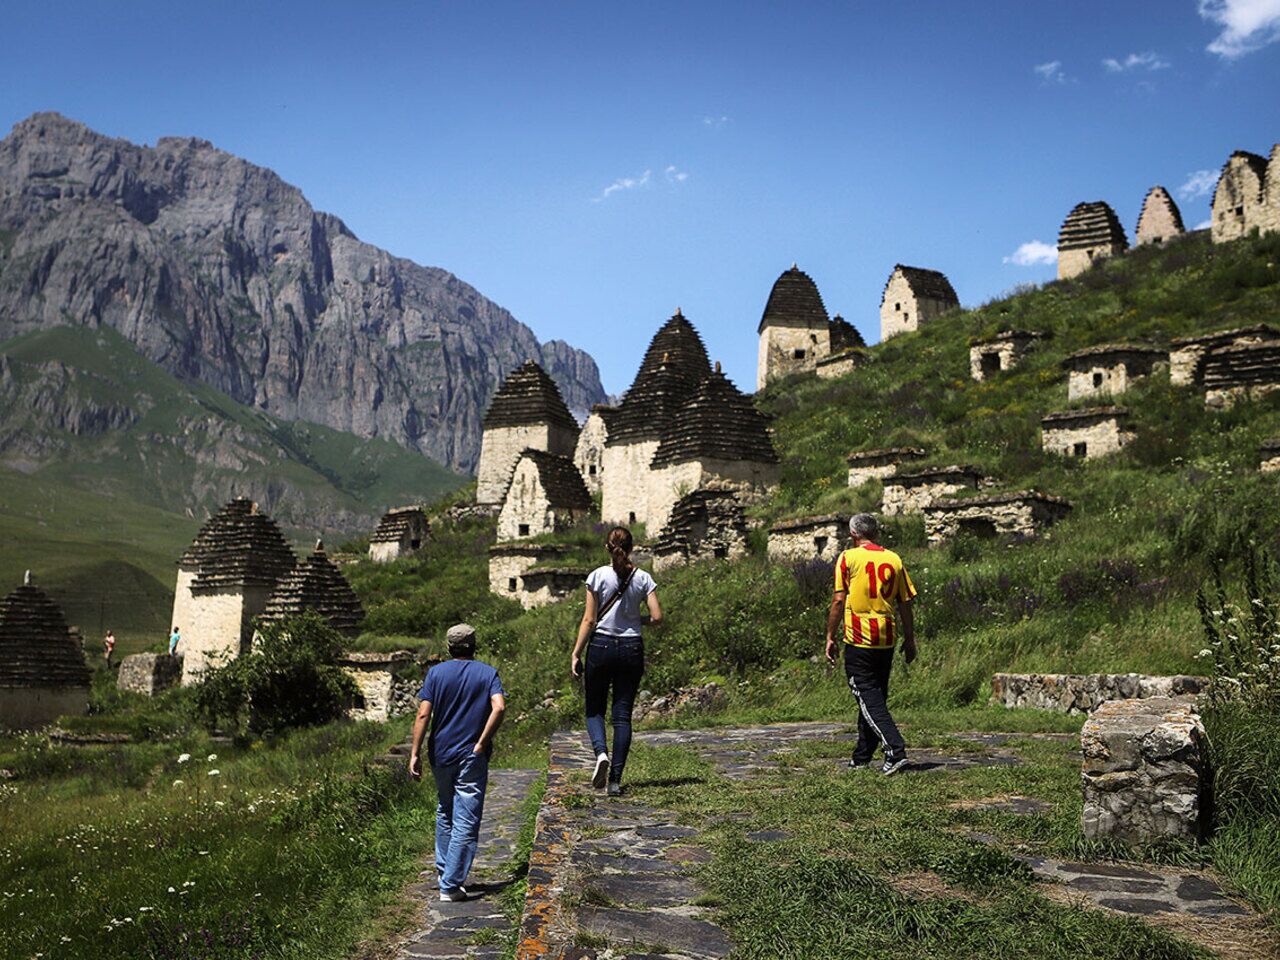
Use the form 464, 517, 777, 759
516, 721, 1271, 960
385, 759, 540, 960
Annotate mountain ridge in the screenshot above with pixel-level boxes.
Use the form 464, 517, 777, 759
0, 111, 606, 471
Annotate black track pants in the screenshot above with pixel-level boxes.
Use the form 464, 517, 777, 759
844, 645, 906, 762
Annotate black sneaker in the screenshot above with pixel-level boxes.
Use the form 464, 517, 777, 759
882, 754, 909, 776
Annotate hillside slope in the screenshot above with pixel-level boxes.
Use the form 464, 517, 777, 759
0, 112, 607, 471
0, 325, 463, 533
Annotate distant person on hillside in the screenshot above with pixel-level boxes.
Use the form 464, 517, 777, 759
169, 626, 181, 655
409, 623, 506, 902
571, 526, 662, 797
826, 513, 917, 776
103, 629, 115, 668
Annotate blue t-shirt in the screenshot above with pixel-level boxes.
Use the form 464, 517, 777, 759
585, 565, 657, 638
417, 659, 504, 767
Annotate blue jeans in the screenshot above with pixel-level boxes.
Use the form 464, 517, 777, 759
584, 633, 644, 783
431, 751, 489, 891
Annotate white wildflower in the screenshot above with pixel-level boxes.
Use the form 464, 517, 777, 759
177, 754, 191, 764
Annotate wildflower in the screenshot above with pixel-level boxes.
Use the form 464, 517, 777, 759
206, 753, 217, 762
208, 769, 220, 777
168, 887, 176, 893
172, 780, 184, 787
177, 754, 191, 764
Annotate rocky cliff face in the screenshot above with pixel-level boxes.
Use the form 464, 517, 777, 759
0, 112, 606, 471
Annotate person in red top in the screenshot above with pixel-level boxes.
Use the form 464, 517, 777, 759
825, 513, 918, 775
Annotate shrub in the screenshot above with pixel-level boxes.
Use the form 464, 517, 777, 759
192, 613, 356, 736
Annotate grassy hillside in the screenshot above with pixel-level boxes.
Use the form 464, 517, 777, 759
0, 325, 464, 531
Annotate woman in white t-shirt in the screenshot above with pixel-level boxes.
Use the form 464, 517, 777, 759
571, 526, 662, 796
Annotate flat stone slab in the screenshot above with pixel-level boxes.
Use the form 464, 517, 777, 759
1029, 856, 1252, 920
577, 907, 732, 958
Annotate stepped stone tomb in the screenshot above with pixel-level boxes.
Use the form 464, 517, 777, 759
846, 446, 927, 488
1261, 438, 1280, 472
172, 497, 297, 685
1203, 340, 1280, 407
475, 361, 580, 506
653, 487, 749, 571
519, 567, 588, 608
1081, 697, 1208, 844
881, 464, 984, 516
1063, 343, 1167, 401
756, 264, 834, 388
1040, 406, 1133, 459
922, 490, 1071, 545
815, 315, 867, 380
368, 506, 430, 563
1169, 323, 1280, 387
338, 650, 416, 722
879, 264, 959, 340
573, 404, 617, 495
0, 571, 91, 731
645, 363, 780, 533
1056, 201, 1128, 280
1211, 147, 1280, 244
991, 672, 1208, 714
497, 449, 593, 541
602, 309, 711, 527
260, 540, 365, 636
1134, 185, 1185, 246
488, 542, 567, 604
767, 515, 848, 563
968, 330, 1046, 381
116, 652, 183, 697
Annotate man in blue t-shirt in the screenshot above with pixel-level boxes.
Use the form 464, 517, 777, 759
409, 623, 506, 901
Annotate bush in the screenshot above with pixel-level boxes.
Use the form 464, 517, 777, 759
192, 614, 356, 736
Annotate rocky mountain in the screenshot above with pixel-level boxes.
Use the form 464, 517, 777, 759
0, 112, 606, 472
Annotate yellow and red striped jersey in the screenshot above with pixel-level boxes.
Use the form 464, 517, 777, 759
835, 543, 916, 648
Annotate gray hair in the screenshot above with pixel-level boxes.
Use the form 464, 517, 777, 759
849, 513, 880, 540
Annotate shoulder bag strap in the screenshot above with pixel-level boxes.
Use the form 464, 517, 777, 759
596, 567, 637, 623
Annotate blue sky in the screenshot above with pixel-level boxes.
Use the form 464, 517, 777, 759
2, 1, 1279, 396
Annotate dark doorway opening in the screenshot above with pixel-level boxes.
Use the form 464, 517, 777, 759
1073, 442, 1088, 458
957, 517, 998, 540
981, 352, 1002, 377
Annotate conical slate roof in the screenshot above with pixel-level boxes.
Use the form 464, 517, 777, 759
650, 367, 779, 469
260, 541, 365, 636
515, 449, 593, 510
608, 310, 712, 445
757, 264, 829, 334
0, 572, 90, 688
884, 265, 959, 307
370, 506, 428, 545
180, 497, 297, 590
828, 315, 865, 352
482, 361, 578, 432
1057, 202, 1129, 253
1135, 186, 1185, 241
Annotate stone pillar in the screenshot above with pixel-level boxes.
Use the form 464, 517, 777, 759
1081, 697, 1208, 844
117, 653, 184, 696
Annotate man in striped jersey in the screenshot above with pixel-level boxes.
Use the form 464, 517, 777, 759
825, 513, 918, 775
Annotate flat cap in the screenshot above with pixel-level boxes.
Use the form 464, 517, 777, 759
446, 623, 477, 646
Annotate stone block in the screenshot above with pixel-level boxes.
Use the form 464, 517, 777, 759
1081, 697, 1208, 844
116, 653, 183, 697
991, 672, 1208, 714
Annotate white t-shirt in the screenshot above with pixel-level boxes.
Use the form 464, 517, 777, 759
586, 564, 657, 638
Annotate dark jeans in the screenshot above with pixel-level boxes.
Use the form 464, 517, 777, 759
584, 633, 644, 783
844, 645, 906, 762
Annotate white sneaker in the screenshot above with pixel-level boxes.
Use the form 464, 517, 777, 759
439, 886, 469, 902
592, 752, 611, 789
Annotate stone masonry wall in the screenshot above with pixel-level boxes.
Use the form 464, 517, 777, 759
574, 411, 609, 495
923, 497, 1067, 545
1081, 697, 1208, 844
968, 337, 1039, 382
496, 457, 585, 541
1041, 417, 1131, 459
601, 439, 661, 527
368, 541, 401, 563
990, 672, 1208, 714
340, 653, 414, 722
1262, 441, 1280, 472
180, 584, 272, 685
882, 474, 979, 516
767, 520, 847, 563
879, 273, 952, 340
1058, 244, 1122, 281
116, 653, 183, 697
815, 351, 864, 380
0, 685, 90, 731
646, 457, 779, 535
757, 323, 831, 389
1067, 357, 1164, 402
476, 423, 576, 505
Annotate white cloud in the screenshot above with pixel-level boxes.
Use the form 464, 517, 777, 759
1102, 51, 1170, 72
1199, 0, 1280, 58
664, 165, 688, 183
1033, 60, 1067, 83
1003, 241, 1057, 267
702, 115, 730, 127
593, 169, 651, 202
1178, 169, 1220, 200
1195, 218, 1213, 229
